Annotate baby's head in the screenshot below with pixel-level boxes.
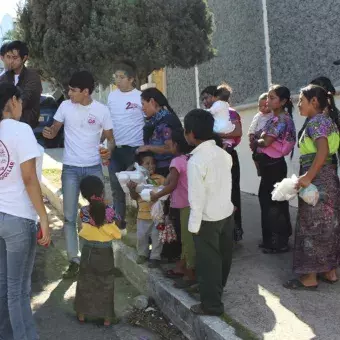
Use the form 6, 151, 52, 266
258, 93, 271, 114
136, 152, 156, 175
213, 82, 232, 103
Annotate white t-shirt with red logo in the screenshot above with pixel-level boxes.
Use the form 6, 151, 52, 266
107, 88, 144, 147
54, 100, 113, 167
0, 119, 41, 220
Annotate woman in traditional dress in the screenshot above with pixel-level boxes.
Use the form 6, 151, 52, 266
284, 85, 340, 290
250, 85, 296, 253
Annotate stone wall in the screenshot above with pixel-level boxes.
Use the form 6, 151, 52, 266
166, 0, 340, 114
267, 0, 340, 90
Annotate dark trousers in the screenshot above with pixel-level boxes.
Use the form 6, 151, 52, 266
193, 216, 234, 314
108, 146, 138, 223
258, 156, 292, 249
226, 149, 243, 242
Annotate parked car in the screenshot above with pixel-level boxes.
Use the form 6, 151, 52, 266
34, 94, 64, 148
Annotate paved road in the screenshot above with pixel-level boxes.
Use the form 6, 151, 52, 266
31, 203, 159, 340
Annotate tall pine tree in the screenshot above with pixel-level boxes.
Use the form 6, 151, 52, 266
17, 0, 215, 92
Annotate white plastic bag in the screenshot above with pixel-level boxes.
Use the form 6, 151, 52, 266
271, 175, 298, 201
299, 184, 319, 206
116, 163, 148, 193
151, 200, 164, 223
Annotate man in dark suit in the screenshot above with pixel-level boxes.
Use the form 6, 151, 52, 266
0, 41, 42, 129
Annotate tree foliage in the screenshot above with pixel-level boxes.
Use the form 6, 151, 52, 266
16, 0, 215, 91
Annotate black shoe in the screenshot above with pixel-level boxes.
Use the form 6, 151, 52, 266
148, 259, 161, 269
62, 262, 80, 279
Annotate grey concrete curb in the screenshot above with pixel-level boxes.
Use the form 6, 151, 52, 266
41, 175, 240, 340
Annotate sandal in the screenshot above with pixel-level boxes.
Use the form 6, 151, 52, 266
77, 313, 85, 324
262, 247, 289, 254
174, 279, 197, 289
317, 274, 339, 285
190, 303, 223, 316
165, 269, 184, 279
283, 279, 318, 291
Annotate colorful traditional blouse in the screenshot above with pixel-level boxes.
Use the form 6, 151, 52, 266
228, 108, 242, 149
299, 113, 339, 170
79, 205, 121, 242
256, 112, 296, 158
144, 109, 182, 169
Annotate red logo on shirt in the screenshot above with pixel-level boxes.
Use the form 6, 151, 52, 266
126, 102, 139, 110
87, 114, 96, 125
0, 141, 14, 180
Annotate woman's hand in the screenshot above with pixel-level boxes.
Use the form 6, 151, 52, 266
99, 147, 111, 161
136, 145, 150, 154
297, 174, 311, 189
38, 215, 51, 246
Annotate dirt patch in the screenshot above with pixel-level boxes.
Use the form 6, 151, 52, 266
42, 168, 62, 189
127, 302, 187, 340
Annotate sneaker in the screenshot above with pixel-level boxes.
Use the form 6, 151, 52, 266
62, 262, 80, 279
136, 255, 148, 265
148, 259, 161, 269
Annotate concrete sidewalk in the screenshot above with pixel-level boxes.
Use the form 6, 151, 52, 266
42, 148, 340, 340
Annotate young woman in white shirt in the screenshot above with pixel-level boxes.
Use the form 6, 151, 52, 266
107, 61, 144, 228
0, 83, 50, 340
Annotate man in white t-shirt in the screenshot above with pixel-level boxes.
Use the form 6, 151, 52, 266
107, 61, 145, 227
43, 71, 115, 279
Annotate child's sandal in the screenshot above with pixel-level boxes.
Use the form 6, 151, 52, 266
104, 318, 111, 327
77, 313, 85, 323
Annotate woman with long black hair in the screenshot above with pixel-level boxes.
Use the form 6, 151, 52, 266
137, 88, 183, 264
0, 83, 50, 339
250, 85, 296, 254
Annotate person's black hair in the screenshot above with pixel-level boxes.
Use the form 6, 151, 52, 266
310, 76, 336, 95
141, 87, 176, 116
301, 85, 339, 127
0, 83, 22, 121
114, 60, 137, 79
171, 128, 194, 154
0, 41, 11, 56
80, 176, 106, 227
269, 84, 294, 118
201, 85, 217, 96
69, 71, 95, 94
214, 82, 232, 102
135, 151, 155, 166
6, 40, 29, 59
184, 109, 215, 141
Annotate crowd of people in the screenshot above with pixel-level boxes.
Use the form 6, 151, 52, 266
1, 39, 340, 339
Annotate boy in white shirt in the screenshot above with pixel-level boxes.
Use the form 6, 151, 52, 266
207, 83, 235, 149
248, 93, 273, 175
107, 61, 144, 228
184, 109, 234, 316
43, 71, 115, 278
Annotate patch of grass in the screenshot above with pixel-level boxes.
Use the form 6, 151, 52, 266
221, 313, 259, 340
42, 168, 62, 189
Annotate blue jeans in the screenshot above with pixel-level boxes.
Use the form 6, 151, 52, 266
108, 147, 138, 223
62, 164, 103, 264
0, 213, 38, 340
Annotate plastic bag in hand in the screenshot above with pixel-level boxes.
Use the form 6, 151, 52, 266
271, 175, 298, 201
299, 184, 319, 206
151, 201, 164, 224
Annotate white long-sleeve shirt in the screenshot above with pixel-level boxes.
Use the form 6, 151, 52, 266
208, 100, 235, 134
187, 140, 234, 233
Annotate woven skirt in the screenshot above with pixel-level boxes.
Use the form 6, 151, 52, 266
74, 244, 115, 318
